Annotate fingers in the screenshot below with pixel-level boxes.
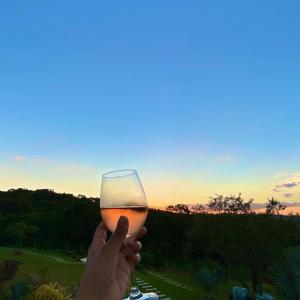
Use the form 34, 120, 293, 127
122, 240, 142, 259
105, 216, 129, 254
127, 253, 141, 265
120, 226, 147, 250
123, 226, 147, 247
123, 241, 142, 266
127, 240, 142, 267
119, 225, 146, 257
132, 241, 142, 254
135, 226, 147, 241
87, 222, 107, 258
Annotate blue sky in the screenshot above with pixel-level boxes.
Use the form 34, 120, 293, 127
1, 1, 300, 206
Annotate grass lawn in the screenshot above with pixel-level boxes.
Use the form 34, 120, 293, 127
137, 269, 239, 299
0, 247, 279, 299
137, 269, 279, 299
0, 247, 84, 286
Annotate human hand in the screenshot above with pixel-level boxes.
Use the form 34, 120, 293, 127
75, 216, 147, 300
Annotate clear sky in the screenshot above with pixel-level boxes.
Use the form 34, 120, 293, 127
1, 1, 300, 207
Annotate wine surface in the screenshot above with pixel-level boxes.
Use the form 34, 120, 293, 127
101, 206, 148, 237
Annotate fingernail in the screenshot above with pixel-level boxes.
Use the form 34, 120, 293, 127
137, 241, 142, 250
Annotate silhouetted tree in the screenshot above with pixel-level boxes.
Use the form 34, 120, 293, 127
208, 194, 254, 214
266, 197, 287, 215
192, 204, 207, 214
207, 194, 225, 213
166, 204, 191, 214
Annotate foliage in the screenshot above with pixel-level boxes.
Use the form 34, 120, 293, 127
5, 223, 28, 248
1, 188, 300, 298
208, 193, 254, 214
272, 247, 300, 300
1, 280, 30, 300
166, 204, 191, 214
28, 268, 50, 290
29, 274, 43, 289
192, 204, 207, 214
266, 197, 287, 215
0, 260, 22, 290
32, 282, 72, 300
198, 260, 224, 299
186, 213, 300, 293
0, 189, 99, 252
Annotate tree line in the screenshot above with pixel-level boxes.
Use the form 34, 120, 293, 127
0, 189, 99, 250
1, 188, 300, 297
166, 193, 287, 215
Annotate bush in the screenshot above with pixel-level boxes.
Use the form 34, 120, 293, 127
32, 282, 72, 300
0, 260, 22, 288
2, 280, 30, 300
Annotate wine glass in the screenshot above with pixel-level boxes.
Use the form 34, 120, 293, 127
100, 169, 158, 300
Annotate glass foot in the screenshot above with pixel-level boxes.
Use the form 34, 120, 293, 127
124, 287, 158, 300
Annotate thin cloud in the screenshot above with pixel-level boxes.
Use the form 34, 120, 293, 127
15, 155, 23, 161
272, 171, 300, 192
275, 182, 299, 189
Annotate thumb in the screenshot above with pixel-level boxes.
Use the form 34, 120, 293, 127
105, 216, 129, 253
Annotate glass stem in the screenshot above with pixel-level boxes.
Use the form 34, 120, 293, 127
131, 270, 136, 288
129, 270, 142, 299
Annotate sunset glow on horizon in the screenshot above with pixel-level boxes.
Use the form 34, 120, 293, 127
1, 153, 300, 209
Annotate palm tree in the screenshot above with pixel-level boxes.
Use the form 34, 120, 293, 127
272, 247, 300, 300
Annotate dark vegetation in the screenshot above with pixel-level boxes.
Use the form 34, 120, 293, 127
0, 189, 99, 251
1, 189, 300, 298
